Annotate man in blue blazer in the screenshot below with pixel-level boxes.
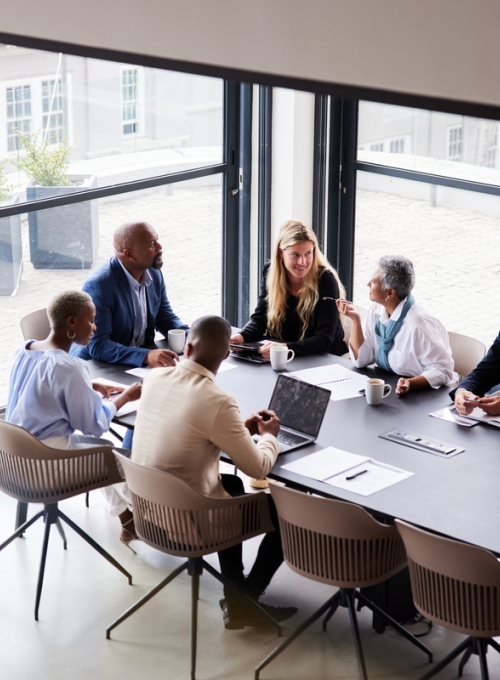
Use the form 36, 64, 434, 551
71, 221, 188, 367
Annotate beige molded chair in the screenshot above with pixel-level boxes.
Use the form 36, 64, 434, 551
396, 519, 500, 680
448, 331, 486, 380
342, 304, 368, 347
0, 421, 132, 620
255, 486, 432, 680
20, 308, 51, 342
107, 452, 281, 680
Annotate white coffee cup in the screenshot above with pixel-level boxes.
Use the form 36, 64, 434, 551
270, 345, 295, 371
168, 329, 186, 354
365, 378, 392, 406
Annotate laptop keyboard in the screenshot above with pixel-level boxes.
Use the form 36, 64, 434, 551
277, 430, 309, 447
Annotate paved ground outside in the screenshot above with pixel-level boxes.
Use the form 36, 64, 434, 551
1, 184, 499, 403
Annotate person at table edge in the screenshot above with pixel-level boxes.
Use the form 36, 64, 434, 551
230, 219, 348, 358
452, 333, 500, 416
132, 315, 297, 629
337, 255, 454, 396
71, 220, 188, 368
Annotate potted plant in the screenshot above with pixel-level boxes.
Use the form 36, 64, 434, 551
16, 130, 98, 269
0, 161, 22, 295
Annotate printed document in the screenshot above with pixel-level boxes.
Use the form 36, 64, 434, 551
281, 446, 414, 496
288, 364, 368, 401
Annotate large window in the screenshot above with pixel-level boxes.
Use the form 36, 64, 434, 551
6, 83, 31, 151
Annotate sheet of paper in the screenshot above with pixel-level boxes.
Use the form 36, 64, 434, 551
462, 406, 500, 427
115, 400, 139, 417
281, 447, 370, 481
126, 366, 152, 379
218, 362, 238, 373
93, 378, 130, 390
429, 406, 478, 427
288, 364, 368, 401
325, 459, 414, 496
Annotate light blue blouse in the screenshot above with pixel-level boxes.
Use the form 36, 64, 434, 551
6, 342, 117, 440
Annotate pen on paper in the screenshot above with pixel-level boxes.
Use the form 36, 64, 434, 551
346, 469, 368, 481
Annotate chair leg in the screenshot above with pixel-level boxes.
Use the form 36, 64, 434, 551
0, 510, 44, 551
34, 508, 54, 621
322, 595, 340, 631
201, 558, 283, 636
254, 591, 341, 680
458, 646, 472, 676
488, 638, 500, 654
478, 638, 490, 680
15, 501, 28, 533
106, 562, 189, 639
190, 559, 202, 680
85, 492, 90, 508
58, 510, 132, 585
345, 590, 368, 680
356, 589, 433, 663
418, 637, 471, 680
55, 518, 68, 550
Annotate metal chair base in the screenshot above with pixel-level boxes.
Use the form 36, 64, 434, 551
419, 635, 500, 680
0, 502, 132, 621
106, 556, 282, 680
255, 587, 433, 680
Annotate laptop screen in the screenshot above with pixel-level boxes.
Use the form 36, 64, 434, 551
268, 375, 331, 437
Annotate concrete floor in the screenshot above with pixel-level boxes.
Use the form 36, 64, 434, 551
0, 468, 496, 680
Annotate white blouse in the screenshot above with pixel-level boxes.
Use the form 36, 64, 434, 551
349, 300, 455, 388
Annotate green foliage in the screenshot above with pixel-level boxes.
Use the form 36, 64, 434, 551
0, 160, 13, 205
15, 130, 71, 187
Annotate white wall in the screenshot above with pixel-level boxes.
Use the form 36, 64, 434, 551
1, 0, 500, 109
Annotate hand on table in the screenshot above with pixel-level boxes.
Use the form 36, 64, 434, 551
476, 396, 500, 416
92, 381, 125, 399
145, 349, 179, 368
259, 341, 287, 360
396, 378, 411, 396
230, 333, 244, 345
454, 389, 480, 415
111, 382, 142, 411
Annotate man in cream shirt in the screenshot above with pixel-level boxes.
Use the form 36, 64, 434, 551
132, 315, 296, 629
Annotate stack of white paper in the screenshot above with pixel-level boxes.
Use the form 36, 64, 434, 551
288, 364, 368, 401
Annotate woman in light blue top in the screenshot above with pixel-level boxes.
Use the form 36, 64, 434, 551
6, 290, 141, 545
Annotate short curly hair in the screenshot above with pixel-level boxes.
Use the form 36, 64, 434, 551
378, 255, 415, 301
47, 290, 93, 329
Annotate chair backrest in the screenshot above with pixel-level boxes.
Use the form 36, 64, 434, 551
396, 519, 500, 637
269, 484, 406, 588
0, 421, 123, 504
20, 308, 51, 341
115, 451, 274, 558
342, 305, 368, 345
448, 331, 486, 379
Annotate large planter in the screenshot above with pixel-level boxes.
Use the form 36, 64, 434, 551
0, 194, 22, 295
27, 174, 98, 269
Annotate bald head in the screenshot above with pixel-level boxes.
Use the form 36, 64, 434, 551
186, 316, 231, 373
113, 221, 153, 253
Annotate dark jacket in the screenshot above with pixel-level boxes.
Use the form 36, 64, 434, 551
449, 331, 500, 399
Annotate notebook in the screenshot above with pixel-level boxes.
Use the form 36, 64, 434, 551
268, 374, 331, 453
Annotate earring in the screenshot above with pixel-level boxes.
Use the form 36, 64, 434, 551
385, 297, 389, 302
67, 329, 76, 340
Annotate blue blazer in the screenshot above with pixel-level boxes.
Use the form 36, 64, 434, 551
71, 257, 188, 366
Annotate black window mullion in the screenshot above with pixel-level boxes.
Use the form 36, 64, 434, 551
312, 94, 328, 250
326, 98, 343, 269
236, 83, 253, 327
258, 85, 273, 279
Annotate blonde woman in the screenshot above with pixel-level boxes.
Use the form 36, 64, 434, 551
231, 220, 347, 358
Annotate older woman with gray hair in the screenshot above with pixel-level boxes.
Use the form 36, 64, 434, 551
6, 290, 142, 545
337, 255, 454, 395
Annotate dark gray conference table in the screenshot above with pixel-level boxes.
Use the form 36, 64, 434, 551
89, 352, 500, 556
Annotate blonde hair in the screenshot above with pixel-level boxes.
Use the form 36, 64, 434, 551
47, 290, 93, 329
266, 220, 345, 340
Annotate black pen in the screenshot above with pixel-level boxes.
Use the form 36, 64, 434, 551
346, 469, 368, 481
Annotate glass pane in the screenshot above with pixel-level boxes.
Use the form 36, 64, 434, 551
354, 170, 500, 346
0, 46, 224, 206
358, 101, 500, 184
0, 176, 222, 403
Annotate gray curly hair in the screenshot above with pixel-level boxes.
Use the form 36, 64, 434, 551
47, 290, 93, 329
378, 255, 415, 301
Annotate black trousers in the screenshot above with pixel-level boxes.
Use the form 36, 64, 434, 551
218, 474, 284, 600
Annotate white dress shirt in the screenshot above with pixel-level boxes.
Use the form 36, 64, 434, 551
349, 300, 455, 388
132, 359, 280, 498
117, 259, 152, 347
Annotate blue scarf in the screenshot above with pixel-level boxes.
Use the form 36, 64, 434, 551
374, 295, 415, 372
